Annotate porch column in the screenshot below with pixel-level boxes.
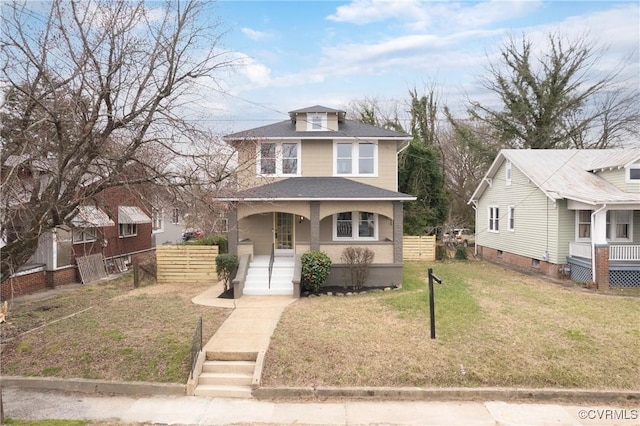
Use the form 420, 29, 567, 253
393, 201, 403, 264
310, 201, 320, 251
591, 208, 608, 290
227, 203, 238, 256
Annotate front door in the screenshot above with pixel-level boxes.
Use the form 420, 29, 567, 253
274, 213, 294, 255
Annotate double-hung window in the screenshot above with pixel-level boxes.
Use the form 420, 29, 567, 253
488, 206, 499, 233
334, 141, 377, 176
152, 208, 163, 232
606, 210, 631, 241
334, 211, 377, 240
72, 227, 97, 244
577, 210, 591, 240
258, 142, 299, 176
119, 223, 137, 237
507, 206, 515, 231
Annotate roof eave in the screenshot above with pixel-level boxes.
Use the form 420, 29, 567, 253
218, 196, 416, 202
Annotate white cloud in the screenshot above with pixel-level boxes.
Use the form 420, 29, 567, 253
241, 27, 272, 41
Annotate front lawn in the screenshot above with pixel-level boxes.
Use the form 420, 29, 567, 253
262, 260, 640, 389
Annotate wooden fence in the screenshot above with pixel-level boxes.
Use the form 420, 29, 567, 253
156, 245, 219, 285
403, 236, 436, 261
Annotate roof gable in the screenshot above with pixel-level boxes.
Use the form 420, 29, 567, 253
470, 148, 640, 205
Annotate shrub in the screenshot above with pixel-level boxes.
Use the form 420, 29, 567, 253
301, 251, 332, 293
341, 246, 374, 290
216, 253, 238, 291
454, 245, 468, 260
189, 234, 228, 253
435, 245, 449, 260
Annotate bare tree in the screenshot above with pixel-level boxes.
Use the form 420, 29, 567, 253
469, 33, 639, 149
0, 0, 235, 279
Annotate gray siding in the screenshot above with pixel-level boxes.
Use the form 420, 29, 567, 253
556, 200, 575, 262
597, 169, 626, 191
477, 160, 562, 264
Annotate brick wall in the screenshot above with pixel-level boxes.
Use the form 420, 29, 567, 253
477, 245, 561, 278
1, 268, 47, 299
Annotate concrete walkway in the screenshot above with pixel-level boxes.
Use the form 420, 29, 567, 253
6, 387, 639, 425
192, 282, 297, 355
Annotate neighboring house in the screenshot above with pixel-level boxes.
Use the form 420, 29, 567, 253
468, 148, 640, 290
219, 105, 415, 297
2, 185, 154, 298
152, 205, 184, 246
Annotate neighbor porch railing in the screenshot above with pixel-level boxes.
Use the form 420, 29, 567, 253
569, 242, 640, 261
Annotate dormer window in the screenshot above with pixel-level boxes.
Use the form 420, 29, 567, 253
627, 164, 640, 182
307, 112, 327, 131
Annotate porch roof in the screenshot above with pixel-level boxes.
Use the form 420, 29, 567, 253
219, 177, 416, 202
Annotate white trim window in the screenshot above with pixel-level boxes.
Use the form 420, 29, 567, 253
171, 208, 180, 225
505, 160, 512, 186
72, 227, 97, 244
333, 211, 377, 241
334, 141, 377, 176
152, 208, 164, 232
257, 142, 300, 176
307, 112, 327, 131
488, 206, 499, 233
119, 223, 137, 237
508, 206, 515, 231
576, 210, 592, 241
606, 210, 632, 241
627, 164, 640, 183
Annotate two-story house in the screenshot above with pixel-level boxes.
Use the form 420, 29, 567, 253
469, 148, 640, 290
220, 105, 415, 296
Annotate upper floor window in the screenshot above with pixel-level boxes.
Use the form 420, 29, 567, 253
505, 161, 512, 186
119, 223, 137, 238
171, 208, 180, 224
488, 206, 499, 233
334, 141, 377, 176
333, 211, 377, 240
152, 208, 163, 232
627, 165, 640, 182
72, 227, 97, 244
257, 142, 300, 176
307, 112, 327, 131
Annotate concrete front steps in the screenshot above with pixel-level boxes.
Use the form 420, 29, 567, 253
193, 353, 257, 398
243, 256, 295, 296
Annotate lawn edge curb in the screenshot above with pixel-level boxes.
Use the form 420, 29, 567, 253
1, 376, 185, 396
254, 386, 640, 404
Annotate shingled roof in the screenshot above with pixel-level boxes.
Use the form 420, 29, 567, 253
224, 118, 411, 140
220, 177, 416, 201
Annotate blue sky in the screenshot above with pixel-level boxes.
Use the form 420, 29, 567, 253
201, 0, 639, 134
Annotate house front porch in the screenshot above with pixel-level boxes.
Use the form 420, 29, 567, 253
568, 242, 640, 288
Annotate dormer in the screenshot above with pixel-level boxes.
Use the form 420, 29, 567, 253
289, 105, 345, 132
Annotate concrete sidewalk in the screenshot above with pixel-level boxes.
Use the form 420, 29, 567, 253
5, 387, 639, 425
191, 282, 296, 355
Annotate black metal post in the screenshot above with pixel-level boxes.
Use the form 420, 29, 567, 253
428, 268, 442, 339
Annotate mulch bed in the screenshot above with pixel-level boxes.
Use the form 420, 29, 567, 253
302, 285, 400, 297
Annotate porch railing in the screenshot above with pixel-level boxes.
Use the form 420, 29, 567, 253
569, 242, 640, 261
268, 243, 275, 289
609, 245, 640, 261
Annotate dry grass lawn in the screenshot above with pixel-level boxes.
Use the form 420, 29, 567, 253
1, 274, 230, 383
262, 260, 640, 390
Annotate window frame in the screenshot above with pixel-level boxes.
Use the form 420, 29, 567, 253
152, 207, 164, 233
332, 211, 378, 241
626, 164, 640, 183
306, 112, 327, 131
488, 206, 499, 233
171, 208, 180, 225
257, 141, 301, 177
505, 160, 512, 186
576, 210, 592, 242
507, 205, 515, 231
333, 140, 378, 177
607, 210, 632, 242
72, 227, 97, 244
119, 223, 138, 238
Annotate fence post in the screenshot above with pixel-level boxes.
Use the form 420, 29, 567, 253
428, 268, 442, 339
133, 263, 139, 288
